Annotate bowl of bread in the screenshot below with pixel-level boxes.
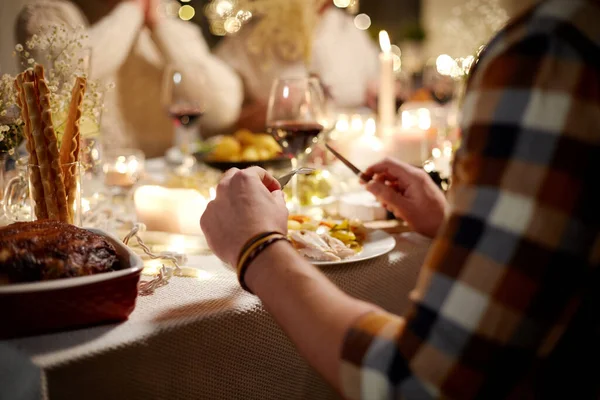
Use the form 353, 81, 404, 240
0, 66, 143, 339
0, 221, 143, 339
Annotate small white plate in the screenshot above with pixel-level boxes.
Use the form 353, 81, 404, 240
311, 230, 396, 266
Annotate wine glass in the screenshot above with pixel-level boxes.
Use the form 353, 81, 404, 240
266, 77, 330, 211
162, 65, 205, 172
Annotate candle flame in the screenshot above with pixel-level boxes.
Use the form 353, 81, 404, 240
379, 30, 391, 53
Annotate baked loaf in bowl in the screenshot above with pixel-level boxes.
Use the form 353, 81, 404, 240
0, 221, 143, 339
0, 220, 120, 283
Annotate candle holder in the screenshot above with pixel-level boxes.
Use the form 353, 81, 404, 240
134, 185, 208, 236
102, 148, 145, 195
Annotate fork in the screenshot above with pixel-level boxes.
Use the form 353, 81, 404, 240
276, 167, 316, 189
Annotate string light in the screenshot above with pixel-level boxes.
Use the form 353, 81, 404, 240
215, 0, 234, 17
436, 54, 476, 79
354, 13, 371, 30
224, 17, 242, 33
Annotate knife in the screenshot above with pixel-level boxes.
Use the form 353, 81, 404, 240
325, 143, 372, 182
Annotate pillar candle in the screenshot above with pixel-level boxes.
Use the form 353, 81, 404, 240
378, 31, 395, 135
134, 186, 207, 235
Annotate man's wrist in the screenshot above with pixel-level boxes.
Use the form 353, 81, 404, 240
244, 240, 293, 293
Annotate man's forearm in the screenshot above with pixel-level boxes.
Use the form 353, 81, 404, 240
245, 241, 379, 391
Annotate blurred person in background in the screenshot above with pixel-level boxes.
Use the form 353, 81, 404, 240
16, 0, 242, 158
215, 0, 380, 132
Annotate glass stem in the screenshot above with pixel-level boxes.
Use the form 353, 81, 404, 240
290, 156, 300, 213
176, 124, 194, 157
175, 123, 199, 173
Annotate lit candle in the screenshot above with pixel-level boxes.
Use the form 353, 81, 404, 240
103, 152, 144, 190
134, 185, 208, 235
378, 30, 395, 135
382, 108, 433, 166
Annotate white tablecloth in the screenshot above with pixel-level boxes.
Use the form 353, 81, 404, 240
6, 232, 430, 400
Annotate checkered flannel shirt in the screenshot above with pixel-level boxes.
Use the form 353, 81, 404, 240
341, 1, 600, 398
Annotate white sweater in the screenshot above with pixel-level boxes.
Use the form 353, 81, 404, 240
16, 0, 243, 158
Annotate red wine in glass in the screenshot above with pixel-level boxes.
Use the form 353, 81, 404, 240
267, 121, 324, 156
168, 105, 204, 127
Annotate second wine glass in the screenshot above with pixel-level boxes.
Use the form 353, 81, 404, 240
266, 77, 330, 211
162, 65, 205, 172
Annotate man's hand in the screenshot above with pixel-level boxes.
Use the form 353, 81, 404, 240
200, 167, 289, 266
364, 158, 448, 238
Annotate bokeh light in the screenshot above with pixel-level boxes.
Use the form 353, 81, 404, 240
215, 0, 234, 17
178, 5, 195, 20
334, 0, 351, 8
353, 14, 371, 30
224, 17, 242, 34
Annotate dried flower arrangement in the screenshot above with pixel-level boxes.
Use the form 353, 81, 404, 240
1, 25, 112, 157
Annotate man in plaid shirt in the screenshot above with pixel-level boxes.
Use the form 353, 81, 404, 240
200, 0, 599, 398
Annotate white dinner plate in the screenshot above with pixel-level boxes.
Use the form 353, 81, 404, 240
311, 230, 396, 266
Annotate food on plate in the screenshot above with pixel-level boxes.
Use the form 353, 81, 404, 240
287, 215, 367, 262
14, 65, 86, 224
0, 220, 120, 284
207, 129, 282, 162
283, 170, 333, 206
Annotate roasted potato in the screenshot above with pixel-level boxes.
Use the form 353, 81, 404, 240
209, 130, 282, 162
242, 146, 261, 161
210, 136, 241, 161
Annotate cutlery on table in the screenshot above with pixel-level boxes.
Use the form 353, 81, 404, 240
276, 167, 316, 189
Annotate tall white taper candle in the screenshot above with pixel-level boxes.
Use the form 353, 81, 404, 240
378, 30, 395, 135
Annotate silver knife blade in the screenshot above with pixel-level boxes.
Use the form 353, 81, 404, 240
325, 143, 371, 181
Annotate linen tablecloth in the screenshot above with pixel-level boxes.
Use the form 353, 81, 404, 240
6, 232, 430, 400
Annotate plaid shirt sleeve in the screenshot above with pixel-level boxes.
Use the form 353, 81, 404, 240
340, 1, 600, 399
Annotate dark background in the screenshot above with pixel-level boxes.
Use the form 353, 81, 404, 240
181, 0, 422, 48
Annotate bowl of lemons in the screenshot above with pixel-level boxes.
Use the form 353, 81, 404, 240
196, 129, 291, 172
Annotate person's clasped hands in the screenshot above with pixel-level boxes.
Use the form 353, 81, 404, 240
134, 0, 160, 29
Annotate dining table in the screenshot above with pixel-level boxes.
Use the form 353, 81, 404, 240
3, 158, 432, 400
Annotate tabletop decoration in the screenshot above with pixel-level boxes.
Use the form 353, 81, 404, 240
122, 223, 187, 296
378, 31, 396, 134
9, 66, 86, 225
0, 76, 24, 157
134, 185, 208, 236
103, 148, 145, 193
14, 26, 110, 154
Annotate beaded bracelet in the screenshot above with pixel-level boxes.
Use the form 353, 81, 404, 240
236, 231, 281, 271
237, 233, 290, 293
